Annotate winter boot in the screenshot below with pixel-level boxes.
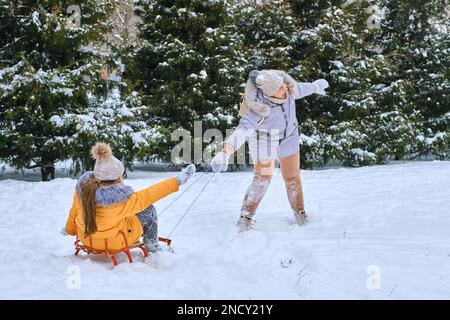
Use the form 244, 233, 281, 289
294, 209, 308, 226
144, 241, 160, 254
237, 211, 255, 232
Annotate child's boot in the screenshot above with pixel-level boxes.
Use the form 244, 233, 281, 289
144, 240, 160, 253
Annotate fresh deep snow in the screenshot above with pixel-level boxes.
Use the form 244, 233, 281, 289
0, 161, 449, 299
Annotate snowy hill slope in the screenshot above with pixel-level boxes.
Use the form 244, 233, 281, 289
0, 161, 449, 299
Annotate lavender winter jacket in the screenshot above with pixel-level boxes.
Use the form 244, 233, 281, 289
225, 81, 317, 161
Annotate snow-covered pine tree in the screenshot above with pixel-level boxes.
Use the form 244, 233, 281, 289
0, 0, 113, 180
0, 1, 155, 180
231, 0, 298, 70
287, 0, 384, 167
51, 62, 165, 175
375, 0, 450, 160
129, 0, 247, 162
288, 0, 349, 28
321, 1, 423, 164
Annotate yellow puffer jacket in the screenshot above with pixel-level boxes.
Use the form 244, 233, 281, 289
65, 173, 179, 251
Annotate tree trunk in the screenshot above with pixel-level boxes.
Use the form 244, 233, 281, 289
41, 155, 55, 181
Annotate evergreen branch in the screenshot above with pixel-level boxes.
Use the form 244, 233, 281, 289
0, 36, 25, 53
24, 164, 41, 169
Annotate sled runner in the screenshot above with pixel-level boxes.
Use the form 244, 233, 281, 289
74, 226, 172, 267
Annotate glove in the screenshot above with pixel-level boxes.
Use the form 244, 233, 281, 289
211, 151, 230, 173
60, 227, 68, 236
313, 79, 329, 95
176, 164, 196, 186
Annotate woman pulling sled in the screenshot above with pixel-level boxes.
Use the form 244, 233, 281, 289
211, 70, 329, 232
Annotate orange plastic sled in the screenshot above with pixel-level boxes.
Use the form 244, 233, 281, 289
74, 226, 172, 267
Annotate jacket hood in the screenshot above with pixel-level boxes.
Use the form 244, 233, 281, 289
76, 171, 134, 207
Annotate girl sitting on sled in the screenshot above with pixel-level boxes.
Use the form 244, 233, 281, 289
211, 70, 329, 232
62, 142, 196, 253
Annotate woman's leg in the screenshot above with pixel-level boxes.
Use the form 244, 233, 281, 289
240, 159, 275, 219
279, 153, 306, 221
136, 205, 159, 252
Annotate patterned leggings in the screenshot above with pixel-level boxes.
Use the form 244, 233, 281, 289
241, 152, 305, 217
136, 205, 158, 246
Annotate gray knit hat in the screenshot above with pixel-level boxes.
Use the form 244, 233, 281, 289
90, 142, 124, 181
254, 70, 284, 97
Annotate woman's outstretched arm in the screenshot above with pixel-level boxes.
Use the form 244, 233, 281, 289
210, 127, 253, 173
295, 79, 329, 99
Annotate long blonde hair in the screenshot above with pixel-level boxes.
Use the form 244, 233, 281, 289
79, 176, 123, 238
79, 176, 100, 238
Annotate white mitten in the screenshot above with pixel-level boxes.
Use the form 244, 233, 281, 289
313, 79, 330, 95
211, 151, 230, 173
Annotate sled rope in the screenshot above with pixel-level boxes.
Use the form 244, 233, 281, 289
166, 172, 216, 239
158, 168, 211, 217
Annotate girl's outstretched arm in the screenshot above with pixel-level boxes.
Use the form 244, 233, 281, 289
121, 165, 195, 217
121, 178, 179, 217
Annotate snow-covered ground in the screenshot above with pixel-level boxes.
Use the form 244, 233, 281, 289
0, 161, 449, 299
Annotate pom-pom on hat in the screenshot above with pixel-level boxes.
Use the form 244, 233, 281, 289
90, 142, 124, 181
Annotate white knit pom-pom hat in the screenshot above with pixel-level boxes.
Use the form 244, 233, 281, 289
90, 142, 124, 181
255, 70, 284, 97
